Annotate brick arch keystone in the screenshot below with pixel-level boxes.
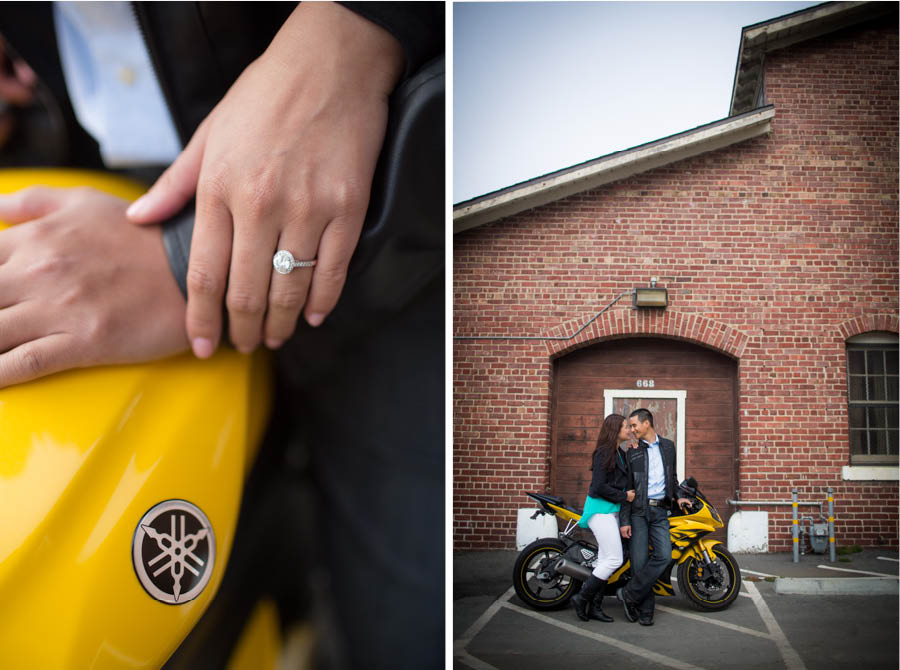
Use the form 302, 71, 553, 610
837, 313, 899, 340
544, 309, 750, 360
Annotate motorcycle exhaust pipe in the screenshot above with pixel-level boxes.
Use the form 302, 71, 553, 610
554, 558, 593, 582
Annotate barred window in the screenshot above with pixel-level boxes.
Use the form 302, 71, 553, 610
846, 332, 899, 464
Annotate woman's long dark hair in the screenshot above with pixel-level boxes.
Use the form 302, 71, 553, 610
591, 413, 625, 472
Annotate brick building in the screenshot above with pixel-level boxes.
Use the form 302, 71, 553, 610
453, 2, 898, 551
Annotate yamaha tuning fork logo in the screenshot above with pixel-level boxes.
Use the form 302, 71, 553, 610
132, 500, 216, 604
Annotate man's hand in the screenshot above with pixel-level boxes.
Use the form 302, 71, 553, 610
677, 497, 692, 511
625, 489, 635, 502
126, 2, 405, 357
0, 186, 188, 387
620, 525, 632, 539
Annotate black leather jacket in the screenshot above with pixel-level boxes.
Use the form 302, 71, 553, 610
619, 436, 679, 526
613, 445, 631, 495
587, 445, 632, 504
588, 447, 626, 504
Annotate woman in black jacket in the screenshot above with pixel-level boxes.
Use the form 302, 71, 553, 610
571, 413, 635, 622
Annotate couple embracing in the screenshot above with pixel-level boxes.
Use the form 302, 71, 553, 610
571, 409, 689, 626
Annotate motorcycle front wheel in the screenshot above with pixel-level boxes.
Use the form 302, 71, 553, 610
677, 544, 741, 611
513, 538, 577, 610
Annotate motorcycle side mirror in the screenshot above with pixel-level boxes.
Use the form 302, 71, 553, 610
685, 476, 698, 488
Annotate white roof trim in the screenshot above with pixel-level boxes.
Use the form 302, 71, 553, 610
454, 106, 775, 233
744, 1, 868, 44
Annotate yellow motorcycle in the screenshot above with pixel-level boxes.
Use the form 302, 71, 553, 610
513, 477, 742, 612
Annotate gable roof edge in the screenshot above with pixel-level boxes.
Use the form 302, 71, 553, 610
730, 1, 896, 114
454, 105, 775, 234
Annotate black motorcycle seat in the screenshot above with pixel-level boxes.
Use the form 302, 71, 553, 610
529, 492, 582, 515
530, 492, 565, 506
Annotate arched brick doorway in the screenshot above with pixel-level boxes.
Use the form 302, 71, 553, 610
551, 337, 738, 535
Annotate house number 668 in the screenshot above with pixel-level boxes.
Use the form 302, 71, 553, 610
636, 379, 655, 388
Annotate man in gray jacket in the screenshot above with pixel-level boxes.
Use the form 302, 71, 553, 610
617, 408, 690, 626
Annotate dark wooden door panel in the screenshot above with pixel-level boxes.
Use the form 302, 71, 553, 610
552, 337, 738, 535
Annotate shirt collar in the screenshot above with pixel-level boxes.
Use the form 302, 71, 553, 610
644, 435, 660, 447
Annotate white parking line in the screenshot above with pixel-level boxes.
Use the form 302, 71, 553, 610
876, 556, 899, 563
741, 568, 778, 578
654, 604, 771, 640
744, 580, 806, 670
816, 565, 899, 578
500, 601, 709, 670
456, 580, 787, 669
456, 585, 516, 648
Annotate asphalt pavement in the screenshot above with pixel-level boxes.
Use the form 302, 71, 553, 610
454, 548, 899, 670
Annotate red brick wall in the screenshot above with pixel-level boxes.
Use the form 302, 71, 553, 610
453, 20, 899, 550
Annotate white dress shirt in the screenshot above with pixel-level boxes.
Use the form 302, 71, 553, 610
53, 1, 182, 167
646, 435, 666, 500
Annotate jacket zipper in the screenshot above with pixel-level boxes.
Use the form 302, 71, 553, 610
129, 1, 188, 146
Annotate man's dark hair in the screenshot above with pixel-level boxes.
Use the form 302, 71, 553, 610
629, 408, 654, 427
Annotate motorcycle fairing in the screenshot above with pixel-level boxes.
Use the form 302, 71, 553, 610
0, 170, 272, 669
669, 518, 717, 559
670, 518, 717, 536
674, 537, 724, 564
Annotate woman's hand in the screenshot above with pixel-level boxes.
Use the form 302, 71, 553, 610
126, 2, 404, 357
625, 489, 635, 503
0, 186, 188, 387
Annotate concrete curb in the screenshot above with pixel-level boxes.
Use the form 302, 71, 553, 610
774, 577, 899, 596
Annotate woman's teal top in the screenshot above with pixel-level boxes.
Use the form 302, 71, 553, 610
577, 495, 621, 528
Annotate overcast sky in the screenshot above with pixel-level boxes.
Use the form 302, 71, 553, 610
453, 1, 822, 203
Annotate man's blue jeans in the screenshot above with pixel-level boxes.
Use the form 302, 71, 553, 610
623, 506, 671, 616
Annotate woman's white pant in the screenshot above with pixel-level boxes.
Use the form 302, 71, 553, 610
587, 512, 623, 580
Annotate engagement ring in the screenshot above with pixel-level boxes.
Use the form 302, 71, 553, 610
273, 250, 317, 275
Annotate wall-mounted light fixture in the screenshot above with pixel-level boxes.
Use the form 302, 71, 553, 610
633, 277, 668, 308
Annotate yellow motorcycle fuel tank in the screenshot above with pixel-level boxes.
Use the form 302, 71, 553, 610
0, 170, 272, 668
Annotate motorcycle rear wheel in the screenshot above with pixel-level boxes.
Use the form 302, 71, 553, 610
513, 538, 577, 610
677, 544, 741, 611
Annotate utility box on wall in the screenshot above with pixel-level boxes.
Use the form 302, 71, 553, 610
727, 511, 769, 553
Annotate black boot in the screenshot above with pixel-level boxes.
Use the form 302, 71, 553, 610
572, 576, 604, 622
591, 581, 614, 622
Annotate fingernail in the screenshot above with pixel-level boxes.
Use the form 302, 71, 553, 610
192, 337, 214, 359
265, 338, 283, 350
306, 313, 325, 327
126, 194, 151, 219
236, 344, 256, 355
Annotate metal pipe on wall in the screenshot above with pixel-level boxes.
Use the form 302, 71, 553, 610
727, 499, 824, 512
792, 488, 800, 563
728, 491, 835, 562
827, 487, 836, 563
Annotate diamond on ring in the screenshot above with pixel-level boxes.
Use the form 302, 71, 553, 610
273, 250, 317, 275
